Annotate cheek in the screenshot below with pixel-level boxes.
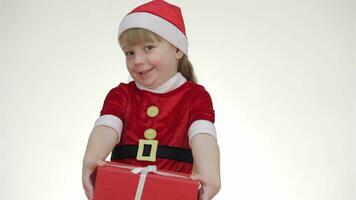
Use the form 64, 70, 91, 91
148, 54, 164, 67
164, 56, 179, 71
126, 60, 134, 73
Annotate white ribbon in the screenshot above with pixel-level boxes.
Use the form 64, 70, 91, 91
105, 163, 191, 200
131, 165, 157, 200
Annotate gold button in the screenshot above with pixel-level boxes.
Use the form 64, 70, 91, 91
144, 128, 157, 140
147, 105, 159, 117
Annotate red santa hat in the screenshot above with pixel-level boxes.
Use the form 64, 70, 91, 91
118, 0, 188, 55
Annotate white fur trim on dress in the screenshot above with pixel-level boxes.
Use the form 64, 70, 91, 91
135, 72, 187, 93
119, 12, 188, 55
94, 114, 123, 143
188, 120, 217, 146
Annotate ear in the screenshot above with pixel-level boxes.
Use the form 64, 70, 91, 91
176, 49, 184, 59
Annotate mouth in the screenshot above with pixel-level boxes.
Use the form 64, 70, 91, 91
138, 68, 154, 75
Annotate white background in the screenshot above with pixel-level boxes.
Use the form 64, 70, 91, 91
0, 0, 355, 199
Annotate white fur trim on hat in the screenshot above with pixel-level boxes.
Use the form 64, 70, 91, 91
119, 12, 188, 55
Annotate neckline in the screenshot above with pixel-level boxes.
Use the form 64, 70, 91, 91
134, 72, 187, 94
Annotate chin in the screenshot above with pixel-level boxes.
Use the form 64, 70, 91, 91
136, 79, 155, 88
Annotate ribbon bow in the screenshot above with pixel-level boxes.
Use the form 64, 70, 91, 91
131, 165, 157, 200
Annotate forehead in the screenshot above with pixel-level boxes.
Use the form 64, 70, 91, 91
119, 28, 162, 49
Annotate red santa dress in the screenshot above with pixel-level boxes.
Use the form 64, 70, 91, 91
96, 73, 216, 174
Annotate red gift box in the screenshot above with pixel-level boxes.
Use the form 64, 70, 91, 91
93, 161, 199, 200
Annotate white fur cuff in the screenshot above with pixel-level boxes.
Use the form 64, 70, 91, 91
188, 120, 217, 146
94, 115, 123, 138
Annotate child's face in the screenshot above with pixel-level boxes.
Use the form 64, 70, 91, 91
121, 39, 182, 89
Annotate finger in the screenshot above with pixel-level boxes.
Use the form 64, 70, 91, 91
97, 160, 106, 166
84, 187, 93, 200
198, 187, 204, 200
199, 190, 208, 200
190, 174, 199, 180
200, 188, 212, 200
84, 180, 94, 199
83, 171, 94, 199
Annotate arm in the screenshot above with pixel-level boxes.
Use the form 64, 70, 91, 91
82, 125, 119, 200
191, 134, 221, 200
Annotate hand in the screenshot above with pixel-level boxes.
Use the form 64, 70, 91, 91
191, 174, 221, 200
82, 160, 106, 200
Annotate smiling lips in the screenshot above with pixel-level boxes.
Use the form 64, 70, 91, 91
139, 68, 154, 75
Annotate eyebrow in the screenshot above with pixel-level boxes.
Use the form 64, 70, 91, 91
121, 41, 157, 50
121, 46, 131, 51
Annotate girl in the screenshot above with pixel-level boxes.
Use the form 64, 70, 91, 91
82, 1, 221, 199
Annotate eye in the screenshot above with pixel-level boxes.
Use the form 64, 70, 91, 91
144, 45, 155, 51
124, 51, 134, 57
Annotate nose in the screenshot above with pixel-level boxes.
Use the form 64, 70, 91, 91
133, 52, 145, 67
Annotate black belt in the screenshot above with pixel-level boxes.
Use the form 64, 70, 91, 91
111, 145, 193, 163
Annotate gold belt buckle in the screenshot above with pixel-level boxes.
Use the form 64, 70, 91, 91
136, 139, 158, 162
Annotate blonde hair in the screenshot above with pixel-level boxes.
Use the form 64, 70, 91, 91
119, 28, 197, 83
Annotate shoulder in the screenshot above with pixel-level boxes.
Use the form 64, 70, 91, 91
185, 81, 212, 98
103, 81, 137, 102
186, 82, 215, 122
107, 81, 135, 95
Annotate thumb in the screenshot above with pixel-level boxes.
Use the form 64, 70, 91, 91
97, 160, 107, 166
83, 171, 94, 199
199, 191, 209, 200
191, 174, 208, 184
198, 185, 211, 200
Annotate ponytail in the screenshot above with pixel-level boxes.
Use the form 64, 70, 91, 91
178, 56, 197, 83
